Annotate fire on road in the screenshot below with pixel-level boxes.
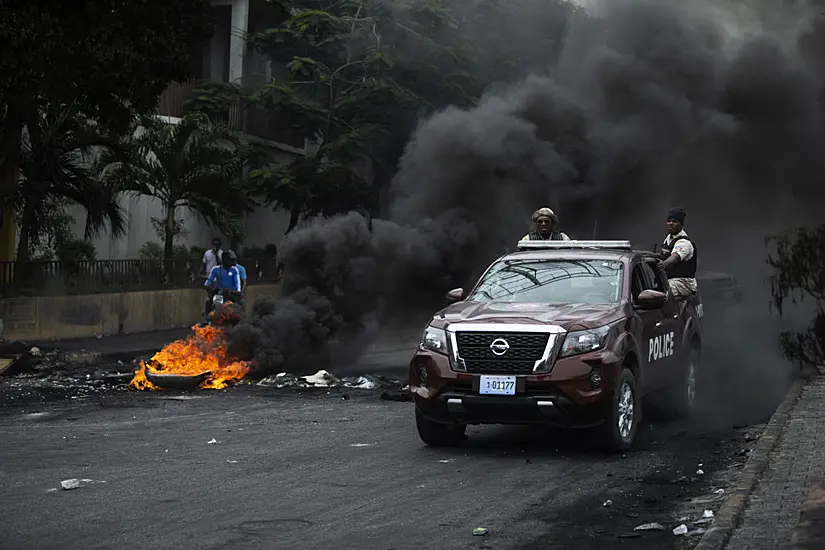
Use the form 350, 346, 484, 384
129, 325, 250, 391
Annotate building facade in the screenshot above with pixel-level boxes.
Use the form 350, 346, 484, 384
74, 0, 302, 260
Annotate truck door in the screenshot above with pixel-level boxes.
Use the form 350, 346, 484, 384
630, 261, 667, 393
641, 261, 680, 380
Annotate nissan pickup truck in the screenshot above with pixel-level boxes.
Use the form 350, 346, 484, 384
408, 240, 704, 452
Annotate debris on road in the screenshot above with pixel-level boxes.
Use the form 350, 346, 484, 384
60, 479, 80, 490
207, 438, 218, 444
258, 371, 403, 392
714, 488, 725, 495
56, 478, 104, 491
349, 443, 375, 447
472, 527, 488, 536
380, 389, 412, 402
301, 370, 336, 387
603, 499, 613, 507
226, 459, 238, 464
702, 509, 714, 518
634, 523, 665, 531
673, 524, 688, 536
345, 376, 376, 389
696, 469, 705, 475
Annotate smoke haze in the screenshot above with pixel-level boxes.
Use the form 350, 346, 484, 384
230, 0, 825, 413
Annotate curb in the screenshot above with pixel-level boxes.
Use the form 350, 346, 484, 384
693, 367, 816, 550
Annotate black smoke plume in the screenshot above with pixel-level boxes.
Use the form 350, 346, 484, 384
230, 0, 825, 397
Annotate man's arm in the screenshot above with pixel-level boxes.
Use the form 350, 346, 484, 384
657, 240, 694, 272
201, 251, 211, 275
205, 266, 218, 292
238, 265, 248, 292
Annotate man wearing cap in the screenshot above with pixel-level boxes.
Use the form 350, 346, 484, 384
656, 207, 698, 300
522, 207, 570, 241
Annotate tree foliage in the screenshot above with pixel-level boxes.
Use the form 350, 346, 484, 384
16, 104, 127, 261
0, 0, 216, 216
104, 113, 255, 259
187, 0, 582, 231
767, 225, 825, 371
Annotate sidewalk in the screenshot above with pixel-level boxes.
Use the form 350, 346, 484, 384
31, 327, 191, 356
715, 373, 825, 549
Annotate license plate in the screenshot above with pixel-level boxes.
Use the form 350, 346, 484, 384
479, 375, 517, 396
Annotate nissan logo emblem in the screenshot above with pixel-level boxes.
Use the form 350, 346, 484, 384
490, 338, 510, 356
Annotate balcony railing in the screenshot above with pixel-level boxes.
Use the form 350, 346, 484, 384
0, 258, 281, 297
157, 79, 243, 128
156, 79, 306, 149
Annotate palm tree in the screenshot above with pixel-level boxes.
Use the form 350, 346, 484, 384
105, 112, 255, 259
16, 104, 127, 261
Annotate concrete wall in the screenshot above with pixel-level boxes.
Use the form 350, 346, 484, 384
0, 284, 281, 342
70, 194, 293, 259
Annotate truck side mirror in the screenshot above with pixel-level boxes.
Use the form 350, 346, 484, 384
445, 288, 464, 304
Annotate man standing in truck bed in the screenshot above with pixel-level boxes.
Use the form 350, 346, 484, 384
522, 207, 571, 241
657, 207, 698, 300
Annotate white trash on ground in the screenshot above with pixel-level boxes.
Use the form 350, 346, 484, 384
57, 478, 104, 491
60, 479, 80, 490
258, 370, 395, 390
634, 523, 665, 531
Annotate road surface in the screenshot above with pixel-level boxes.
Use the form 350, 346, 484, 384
0, 376, 775, 550
0, 304, 794, 550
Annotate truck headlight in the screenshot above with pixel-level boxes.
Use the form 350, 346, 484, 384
559, 325, 610, 358
421, 325, 448, 355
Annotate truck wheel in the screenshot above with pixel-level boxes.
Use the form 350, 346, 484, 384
415, 408, 467, 447
600, 368, 639, 453
667, 346, 699, 417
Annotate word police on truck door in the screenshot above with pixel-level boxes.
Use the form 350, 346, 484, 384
649, 331, 675, 363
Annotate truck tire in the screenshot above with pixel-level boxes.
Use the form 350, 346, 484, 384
600, 368, 640, 453
667, 346, 699, 418
415, 408, 467, 447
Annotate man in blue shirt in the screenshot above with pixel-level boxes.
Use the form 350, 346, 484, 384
204, 250, 242, 315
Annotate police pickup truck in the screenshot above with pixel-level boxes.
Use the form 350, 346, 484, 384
408, 240, 704, 452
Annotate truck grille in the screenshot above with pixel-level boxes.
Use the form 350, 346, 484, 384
455, 332, 550, 374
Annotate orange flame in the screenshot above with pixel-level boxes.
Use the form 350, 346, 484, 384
129, 324, 250, 391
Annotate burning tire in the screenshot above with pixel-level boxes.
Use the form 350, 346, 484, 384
129, 324, 250, 391
415, 408, 467, 447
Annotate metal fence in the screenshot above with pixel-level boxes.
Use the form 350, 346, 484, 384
0, 258, 281, 297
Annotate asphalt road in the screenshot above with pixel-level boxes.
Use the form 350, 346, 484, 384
0, 375, 775, 550
0, 304, 794, 550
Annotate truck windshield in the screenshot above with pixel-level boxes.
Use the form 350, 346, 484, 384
468, 259, 624, 305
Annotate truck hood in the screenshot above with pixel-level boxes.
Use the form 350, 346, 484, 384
437, 300, 624, 331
